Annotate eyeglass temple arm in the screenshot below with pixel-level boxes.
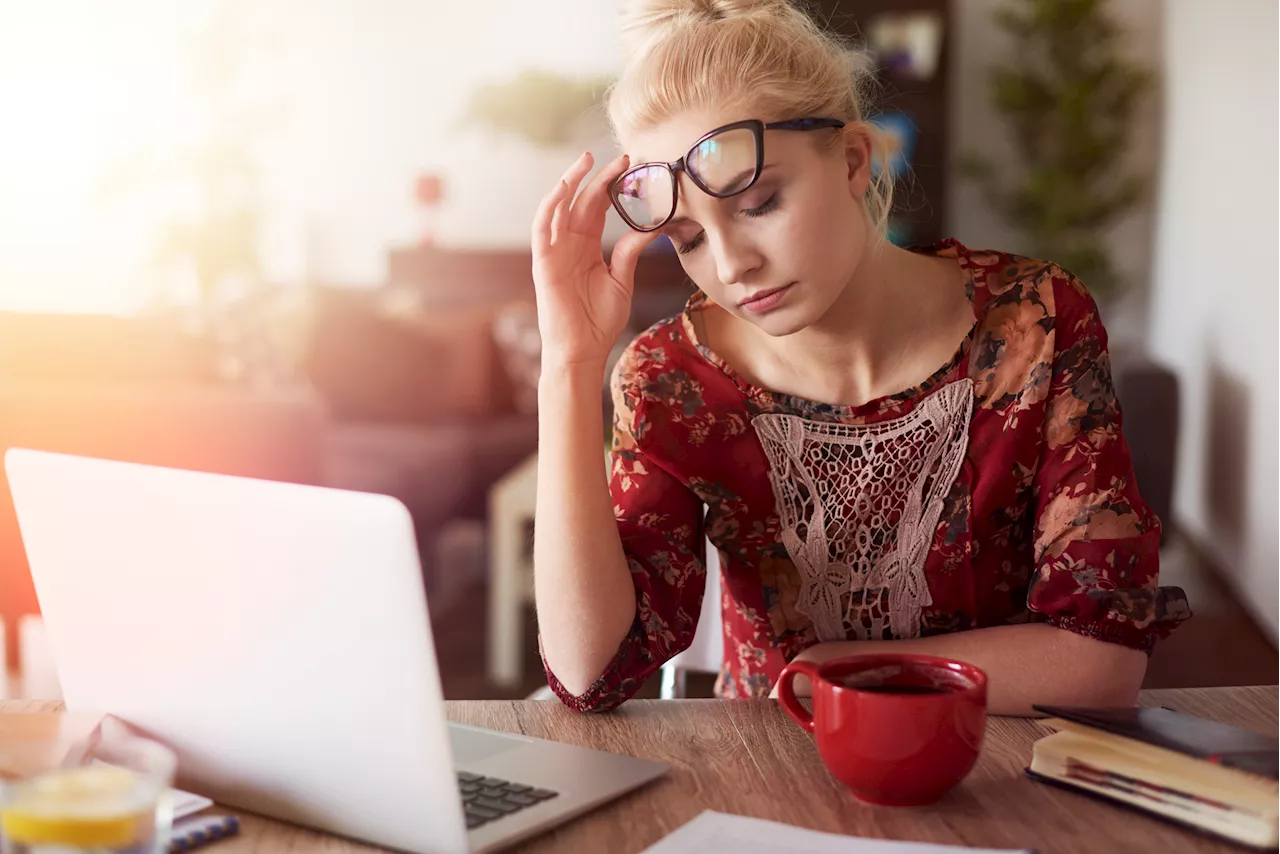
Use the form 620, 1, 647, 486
763, 118, 846, 131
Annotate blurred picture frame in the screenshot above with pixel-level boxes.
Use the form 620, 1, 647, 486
867, 12, 944, 81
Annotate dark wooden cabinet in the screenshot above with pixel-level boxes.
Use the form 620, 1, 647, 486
811, 0, 952, 247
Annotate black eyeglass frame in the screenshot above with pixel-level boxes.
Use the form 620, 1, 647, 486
608, 117, 846, 232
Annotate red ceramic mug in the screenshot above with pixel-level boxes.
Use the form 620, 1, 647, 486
776, 653, 988, 806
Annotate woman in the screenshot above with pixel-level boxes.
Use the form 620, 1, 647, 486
530, 0, 1190, 715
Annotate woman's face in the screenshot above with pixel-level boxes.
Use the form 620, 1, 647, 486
623, 106, 874, 337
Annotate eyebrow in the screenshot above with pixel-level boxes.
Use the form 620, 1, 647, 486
665, 164, 776, 226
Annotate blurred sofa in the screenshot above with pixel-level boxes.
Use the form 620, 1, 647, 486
0, 311, 328, 671
301, 285, 538, 528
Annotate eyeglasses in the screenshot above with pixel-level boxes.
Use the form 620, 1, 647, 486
609, 117, 846, 232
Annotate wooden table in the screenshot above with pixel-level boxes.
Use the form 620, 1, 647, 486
3, 686, 1275, 853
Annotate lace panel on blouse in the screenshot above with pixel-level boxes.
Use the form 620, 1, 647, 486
753, 379, 974, 641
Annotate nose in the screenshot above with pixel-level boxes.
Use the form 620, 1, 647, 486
709, 227, 764, 287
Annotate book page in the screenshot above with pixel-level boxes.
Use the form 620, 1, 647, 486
640, 812, 1032, 854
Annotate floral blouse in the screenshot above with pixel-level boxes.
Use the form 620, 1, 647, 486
542, 240, 1192, 712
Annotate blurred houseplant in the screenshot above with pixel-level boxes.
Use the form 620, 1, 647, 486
458, 69, 614, 148
960, 0, 1153, 299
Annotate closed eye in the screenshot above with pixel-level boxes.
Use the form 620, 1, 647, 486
675, 233, 705, 256
673, 193, 781, 256
742, 193, 780, 218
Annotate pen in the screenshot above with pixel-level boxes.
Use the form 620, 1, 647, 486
168, 814, 240, 853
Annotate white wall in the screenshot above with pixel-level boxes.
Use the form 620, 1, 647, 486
1148, 0, 1279, 639
949, 0, 1164, 347
0, 0, 626, 312
246, 0, 629, 278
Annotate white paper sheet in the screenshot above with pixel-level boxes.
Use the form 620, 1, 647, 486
171, 788, 214, 819
640, 812, 1032, 854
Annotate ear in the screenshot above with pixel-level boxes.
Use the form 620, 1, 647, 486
842, 122, 874, 199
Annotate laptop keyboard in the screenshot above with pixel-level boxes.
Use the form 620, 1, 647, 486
457, 771, 559, 830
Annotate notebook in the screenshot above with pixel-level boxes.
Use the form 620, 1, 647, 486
1027, 705, 1279, 849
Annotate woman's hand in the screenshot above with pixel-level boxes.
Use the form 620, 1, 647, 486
531, 152, 661, 369
769, 647, 818, 699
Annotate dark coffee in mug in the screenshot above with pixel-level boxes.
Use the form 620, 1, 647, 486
831, 664, 972, 695
846, 683, 949, 695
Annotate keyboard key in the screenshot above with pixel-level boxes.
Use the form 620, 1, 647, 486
465, 804, 501, 821
476, 796, 519, 814
456, 775, 557, 831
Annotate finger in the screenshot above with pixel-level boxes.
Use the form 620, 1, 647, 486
551, 152, 595, 242
532, 180, 570, 255
568, 153, 630, 235
607, 227, 663, 293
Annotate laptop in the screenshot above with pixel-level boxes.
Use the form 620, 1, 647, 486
4, 448, 668, 854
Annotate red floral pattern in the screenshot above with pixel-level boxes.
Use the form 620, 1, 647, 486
543, 241, 1191, 712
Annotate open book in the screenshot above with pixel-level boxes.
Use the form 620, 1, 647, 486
1028, 705, 1279, 849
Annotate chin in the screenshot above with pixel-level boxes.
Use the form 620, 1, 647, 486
740, 288, 832, 336
741, 305, 816, 337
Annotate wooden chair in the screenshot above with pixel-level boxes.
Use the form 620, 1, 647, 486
659, 541, 724, 699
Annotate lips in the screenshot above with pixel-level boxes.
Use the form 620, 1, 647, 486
738, 282, 795, 313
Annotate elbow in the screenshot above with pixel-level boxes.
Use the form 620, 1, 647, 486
542, 648, 601, 700
557, 688, 623, 715
541, 659, 615, 713
538, 628, 645, 714
553, 669, 609, 707
547, 670, 633, 715
1060, 629, 1148, 707
538, 646, 612, 709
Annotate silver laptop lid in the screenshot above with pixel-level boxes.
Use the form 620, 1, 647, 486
5, 448, 469, 854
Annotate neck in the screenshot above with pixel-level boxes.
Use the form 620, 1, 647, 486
756, 240, 946, 404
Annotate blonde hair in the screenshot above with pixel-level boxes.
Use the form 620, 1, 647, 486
608, 0, 895, 233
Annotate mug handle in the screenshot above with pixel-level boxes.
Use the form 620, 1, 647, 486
775, 659, 820, 734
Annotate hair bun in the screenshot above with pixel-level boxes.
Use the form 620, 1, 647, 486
619, 0, 796, 62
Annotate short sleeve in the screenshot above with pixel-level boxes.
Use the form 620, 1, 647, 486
540, 344, 707, 712
1028, 273, 1192, 653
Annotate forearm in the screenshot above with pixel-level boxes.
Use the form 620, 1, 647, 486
789, 624, 1147, 716
532, 359, 637, 697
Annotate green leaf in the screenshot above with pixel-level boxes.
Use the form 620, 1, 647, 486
457, 69, 615, 148
958, 0, 1153, 297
